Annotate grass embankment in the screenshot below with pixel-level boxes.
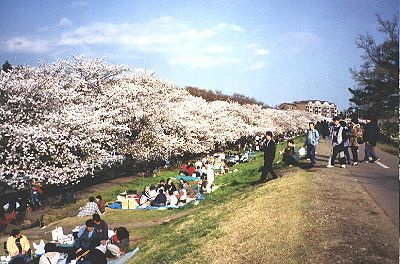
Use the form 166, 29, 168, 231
377, 141, 398, 156
1, 136, 311, 262
131, 170, 311, 264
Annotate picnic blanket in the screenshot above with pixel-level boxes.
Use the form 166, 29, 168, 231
108, 247, 139, 264
175, 176, 199, 181
107, 201, 188, 210
134, 201, 194, 210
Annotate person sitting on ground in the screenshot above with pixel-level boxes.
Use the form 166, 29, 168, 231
280, 139, 299, 166
185, 181, 197, 200
169, 190, 179, 206
239, 152, 249, 163
6, 229, 31, 264
93, 213, 109, 245
106, 227, 129, 258
194, 179, 204, 194
95, 195, 106, 215
181, 163, 188, 176
149, 185, 158, 199
165, 178, 176, 193
72, 219, 100, 261
179, 178, 189, 190
139, 186, 152, 207
177, 184, 187, 205
77, 197, 101, 217
39, 243, 62, 264
151, 189, 167, 207
157, 179, 166, 191
187, 163, 196, 176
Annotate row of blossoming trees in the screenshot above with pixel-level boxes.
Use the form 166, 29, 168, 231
0, 57, 318, 189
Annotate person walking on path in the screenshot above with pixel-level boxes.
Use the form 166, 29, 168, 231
327, 116, 348, 168
260, 131, 277, 182
341, 120, 351, 164
349, 118, 363, 166
305, 122, 319, 167
362, 116, 380, 163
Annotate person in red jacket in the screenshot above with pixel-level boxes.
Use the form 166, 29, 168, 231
187, 163, 196, 176
181, 163, 188, 175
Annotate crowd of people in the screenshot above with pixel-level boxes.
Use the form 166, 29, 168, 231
325, 116, 380, 168
4, 213, 129, 264
106, 149, 259, 211
260, 115, 382, 182
272, 115, 381, 173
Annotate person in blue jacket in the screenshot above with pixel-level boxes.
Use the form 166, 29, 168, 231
305, 122, 320, 167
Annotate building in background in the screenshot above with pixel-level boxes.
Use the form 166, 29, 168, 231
278, 100, 338, 118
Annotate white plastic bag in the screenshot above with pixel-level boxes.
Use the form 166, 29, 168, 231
298, 147, 306, 157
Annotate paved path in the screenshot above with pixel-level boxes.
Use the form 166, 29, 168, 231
314, 139, 399, 229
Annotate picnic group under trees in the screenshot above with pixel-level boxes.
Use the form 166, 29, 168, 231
5, 214, 129, 264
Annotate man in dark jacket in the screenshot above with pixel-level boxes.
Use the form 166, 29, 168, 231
72, 219, 100, 261
93, 213, 109, 245
260, 131, 277, 182
327, 116, 348, 168
362, 116, 380, 162
151, 189, 167, 207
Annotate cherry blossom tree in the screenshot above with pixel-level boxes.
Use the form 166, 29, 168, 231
0, 57, 319, 189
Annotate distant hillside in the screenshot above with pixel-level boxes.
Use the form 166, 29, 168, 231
185, 86, 271, 108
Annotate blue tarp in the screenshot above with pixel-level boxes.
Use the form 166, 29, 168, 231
108, 202, 122, 209
108, 199, 202, 211
108, 247, 139, 264
175, 176, 199, 181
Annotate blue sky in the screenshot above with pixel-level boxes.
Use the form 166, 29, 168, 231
0, 0, 398, 110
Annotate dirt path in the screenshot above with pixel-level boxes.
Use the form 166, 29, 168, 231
302, 139, 399, 263
304, 168, 398, 263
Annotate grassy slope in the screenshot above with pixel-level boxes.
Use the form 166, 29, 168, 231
127, 137, 308, 263
1, 136, 311, 263
130, 170, 312, 264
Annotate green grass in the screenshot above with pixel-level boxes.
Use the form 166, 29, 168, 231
377, 141, 398, 156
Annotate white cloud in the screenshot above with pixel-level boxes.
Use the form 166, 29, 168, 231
55, 17, 248, 68
57, 17, 244, 49
2, 37, 48, 53
255, 48, 269, 56
247, 61, 265, 71
205, 45, 233, 53
2, 16, 249, 69
58, 17, 72, 27
217, 23, 245, 32
168, 55, 240, 68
